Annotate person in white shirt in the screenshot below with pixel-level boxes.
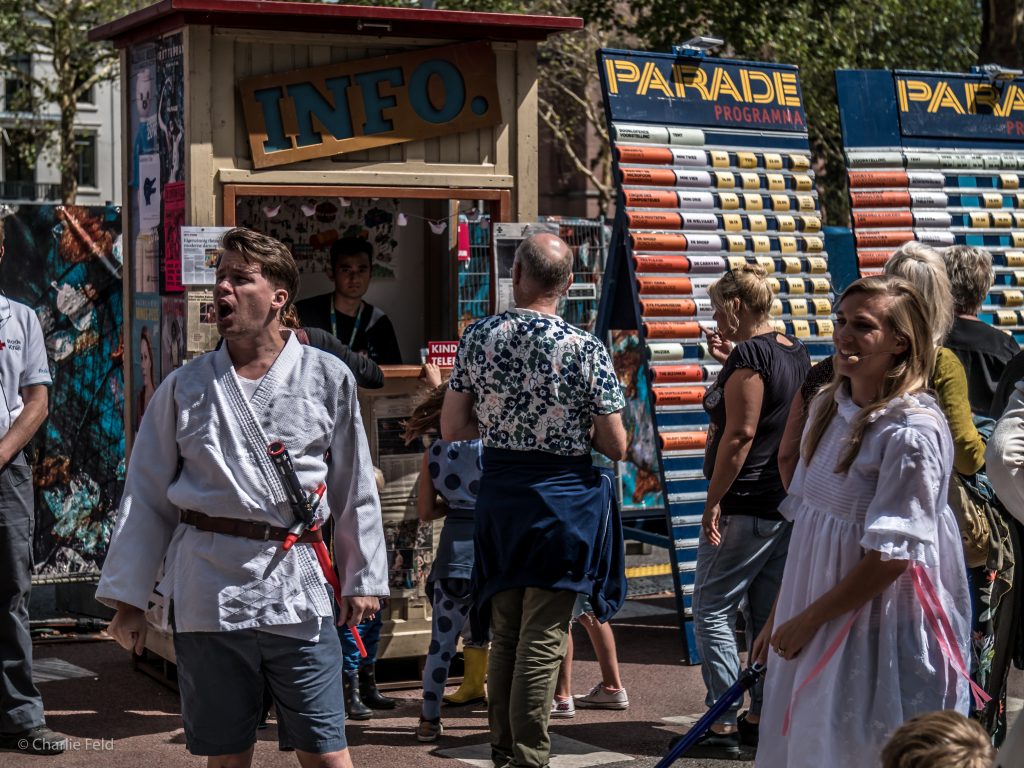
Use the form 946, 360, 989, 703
0, 217, 66, 756
97, 227, 388, 768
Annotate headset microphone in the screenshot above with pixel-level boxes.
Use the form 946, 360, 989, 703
847, 355, 860, 363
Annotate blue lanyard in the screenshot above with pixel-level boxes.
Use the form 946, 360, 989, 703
330, 301, 363, 347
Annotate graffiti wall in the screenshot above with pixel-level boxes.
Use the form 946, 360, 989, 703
2, 204, 124, 577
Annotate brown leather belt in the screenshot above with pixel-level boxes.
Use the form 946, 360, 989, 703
180, 509, 323, 544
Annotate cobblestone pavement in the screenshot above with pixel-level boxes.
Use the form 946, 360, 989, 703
1, 594, 1019, 767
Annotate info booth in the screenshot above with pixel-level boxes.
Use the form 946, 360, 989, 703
91, 0, 580, 664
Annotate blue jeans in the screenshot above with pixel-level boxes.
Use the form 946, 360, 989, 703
340, 609, 383, 672
692, 514, 791, 726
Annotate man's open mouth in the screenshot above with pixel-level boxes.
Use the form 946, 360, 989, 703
217, 300, 234, 320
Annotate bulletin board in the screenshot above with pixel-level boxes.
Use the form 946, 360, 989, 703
837, 68, 1024, 343
596, 48, 836, 662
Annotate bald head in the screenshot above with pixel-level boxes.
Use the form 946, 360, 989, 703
513, 233, 573, 298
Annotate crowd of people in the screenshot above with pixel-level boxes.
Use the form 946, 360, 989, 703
2, 221, 1023, 768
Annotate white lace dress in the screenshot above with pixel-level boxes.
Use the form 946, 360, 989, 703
756, 390, 970, 768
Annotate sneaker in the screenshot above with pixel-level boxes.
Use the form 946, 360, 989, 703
575, 681, 629, 710
416, 717, 443, 743
550, 696, 576, 719
0, 725, 67, 755
737, 711, 759, 747
668, 728, 741, 759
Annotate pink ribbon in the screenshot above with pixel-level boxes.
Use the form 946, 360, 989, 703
782, 563, 990, 736
781, 605, 863, 736
909, 563, 991, 710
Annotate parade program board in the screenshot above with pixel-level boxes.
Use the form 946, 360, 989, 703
837, 69, 1024, 343
596, 49, 835, 662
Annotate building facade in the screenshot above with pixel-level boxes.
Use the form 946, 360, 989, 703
1, 53, 121, 206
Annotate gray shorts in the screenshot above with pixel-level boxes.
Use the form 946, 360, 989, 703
173, 624, 347, 756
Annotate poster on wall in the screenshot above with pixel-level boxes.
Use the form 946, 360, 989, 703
186, 288, 219, 353
181, 226, 231, 284
234, 196, 401, 278
137, 153, 161, 230
161, 295, 185, 376
132, 293, 161, 433
128, 42, 159, 298
157, 33, 185, 185
161, 180, 185, 293
2, 204, 124, 576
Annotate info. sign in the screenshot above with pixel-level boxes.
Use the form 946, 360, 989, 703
239, 42, 501, 169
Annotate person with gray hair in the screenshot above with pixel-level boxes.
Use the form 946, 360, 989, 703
942, 245, 1019, 415
442, 232, 628, 768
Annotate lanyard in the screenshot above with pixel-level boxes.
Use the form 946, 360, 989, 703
330, 301, 363, 347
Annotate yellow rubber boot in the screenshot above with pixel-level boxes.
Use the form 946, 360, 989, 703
443, 646, 488, 705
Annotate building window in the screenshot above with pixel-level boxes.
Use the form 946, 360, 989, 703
75, 134, 96, 188
74, 69, 95, 106
78, 84, 96, 106
4, 55, 31, 112
3, 129, 36, 185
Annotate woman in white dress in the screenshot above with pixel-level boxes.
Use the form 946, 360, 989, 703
754, 275, 977, 768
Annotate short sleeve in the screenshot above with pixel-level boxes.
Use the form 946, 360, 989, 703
860, 419, 950, 566
987, 385, 1024, 525
21, 309, 52, 387
588, 339, 625, 415
725, 338, 772, 384
448, 326, 476, 394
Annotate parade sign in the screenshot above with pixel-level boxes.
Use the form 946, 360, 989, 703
601, 51, 807, 131
896, 71, 1024, 140
240, 42, 502, 169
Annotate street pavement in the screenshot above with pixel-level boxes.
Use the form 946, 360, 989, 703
2, 593, 1020, 767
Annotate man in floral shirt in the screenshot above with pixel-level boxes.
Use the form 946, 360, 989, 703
442, 232, 627, 768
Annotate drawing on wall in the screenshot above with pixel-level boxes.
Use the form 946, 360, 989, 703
611, 331, 664, 511
2, 204, 124, 576
234, 196, 401, 278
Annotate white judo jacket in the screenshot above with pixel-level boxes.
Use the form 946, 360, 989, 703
96, 331, 389, 634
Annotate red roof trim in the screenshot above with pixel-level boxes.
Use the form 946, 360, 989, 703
90, 0, 583, 46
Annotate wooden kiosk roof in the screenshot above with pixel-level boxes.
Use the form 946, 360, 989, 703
90, 0, 583, 46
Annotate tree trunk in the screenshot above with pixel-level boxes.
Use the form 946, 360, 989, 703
59, 95, 78, 204
980, 0, 1024, 68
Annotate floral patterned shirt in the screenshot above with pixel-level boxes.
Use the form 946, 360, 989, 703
449, 308, 625, 455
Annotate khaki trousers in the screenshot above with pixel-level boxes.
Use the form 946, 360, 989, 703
487, 588, 577, 768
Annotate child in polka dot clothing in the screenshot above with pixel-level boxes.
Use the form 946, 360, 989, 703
403, 366, 487, 743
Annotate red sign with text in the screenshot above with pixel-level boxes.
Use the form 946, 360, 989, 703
428, 340, 459, 367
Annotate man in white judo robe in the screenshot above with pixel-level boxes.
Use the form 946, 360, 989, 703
97, 227, 388, 768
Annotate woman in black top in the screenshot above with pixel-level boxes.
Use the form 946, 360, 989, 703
687, 265, 810, 759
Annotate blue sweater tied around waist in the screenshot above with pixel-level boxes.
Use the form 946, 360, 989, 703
471, 447, 626, 633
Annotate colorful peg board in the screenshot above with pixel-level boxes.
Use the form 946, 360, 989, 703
596, 49, 836, 663
837, 69, 1024, 343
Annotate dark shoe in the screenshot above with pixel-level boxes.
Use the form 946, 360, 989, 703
359, 665, 397, 710
0, 725, 67, 754
416, 717, 443, 743
343, 670, 373, 720
669, 728, 741, 759
737, 711, 759, 747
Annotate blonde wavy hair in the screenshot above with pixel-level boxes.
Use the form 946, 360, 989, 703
803, 276, 935, 473
883, 241, 953, 345
707, 264, 773, 336
880, 710, 994, 768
